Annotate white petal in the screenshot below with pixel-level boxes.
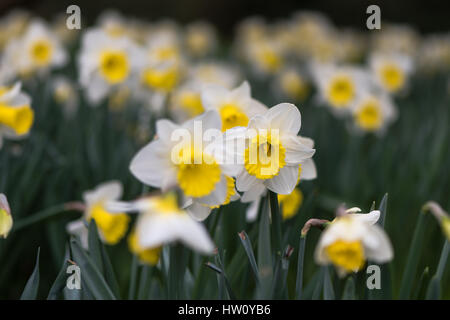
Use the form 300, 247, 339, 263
300, 158, 317, 181
156, 119, 179, 143
246, 198, 261, 222
236, 169, 258, 192
282, 135, 316, 164
0, 193, 11, 215
177, 215, 215, 254
266, 103, 301, 134
198, 174, 227, 206
351, 210, 380, 225
82, 180, 123, 205
201, 85, 228, 111
264, 165, 298, 194
363, 224, 394, 263
241, 183, 266, 203
186, 202, 212, 221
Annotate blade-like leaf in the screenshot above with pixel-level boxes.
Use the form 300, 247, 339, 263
70, 239, 116, 300
47, 247, 71, 300
323, 266, 335, 300
295, 235, 306, 299
88, 219, 104, 274
20, 247, 40, 300
238, 231, 259, 284
257, 196, 273, 299
342, 277, 356, 300
377, 193, 388, 228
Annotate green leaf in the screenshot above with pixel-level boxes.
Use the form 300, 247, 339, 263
206, 255, 236, 300
398, 212, 429, 299
100, 242, 121, 298
238, 231, 259, 284
47, 247, 71, 300
12, 204, 68, 232
342, 277, 356, 300
323, 266, 335, 300
20, 247, 40, 300
269, 191, 282, 257
377, 193, 388, 228
426, 240, 449, 300
69, 239, 116, 300
128, 254, 138, 300
271, 245, 293, 299
295, 235, 306, 300
88, 219, 104, 274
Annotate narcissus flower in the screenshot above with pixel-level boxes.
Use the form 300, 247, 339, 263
51, 76, 78, 117
0, 194, 13, 239
315, 209, 393, 276
78, 28, 143, 104
184, 22, 217, 57
312, 64, 369, 112
68, 181, 130, 245
130, 111, 239, 221
244, 136, 317, 222
0, 82, 34, 147
370, 53, 413, 94
423, 201, 450, 241
128, 229, 162, 265
273, 68, 310, 101
233, 103, 315, 196
201, 81, 267, 131
351, 90, 397, 134
1, 19, 66, 79
107, 193, 215, 254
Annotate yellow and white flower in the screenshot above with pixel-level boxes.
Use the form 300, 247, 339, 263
350, 90, 397, 134
370, 53, 413, 94
107, 193, 215, 254
68, 181, 130, 245
184, 22, 217, 57
130, 111, 239, 221
0, 82, 34, 148
273, 67, 310, 101
78, 28, 144, 104
188, 62, 240, 89
201, 81, 267, 131
231, 103, 315, 197
0, 193, 13, 239
244, 136, 316, 221
311, 64, 369, 112
315, 209, 393, 276
1, 19, 66, 79
128, 229, 162, 265
51, 76, 78, 117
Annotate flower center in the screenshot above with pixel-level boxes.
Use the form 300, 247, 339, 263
209, 176, 236, 209
0, 104, 34, 135
280, 72, 308, 100
326, 240, 365, 272
99, 50, 129, 84
219, 103, 249, 131
327, 75, 354, 107
128, 230, 161, 265
30, 39, 53, 66
355, 99, 383, 131
179, 91, 204, 116
141, 67, 178, 92
0, 208, 13, 238
380, 63, 404, 92
244, 132, 286, 179
89, 202, 130, 245
176, 147, 221, 198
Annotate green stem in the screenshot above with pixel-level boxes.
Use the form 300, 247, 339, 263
295, 235, 306, 299
436, 241, 449, 280
12, 204, 71, 232
269, 191, 282, 257
128, 254, 138, 300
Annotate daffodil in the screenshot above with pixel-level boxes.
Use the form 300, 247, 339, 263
184, 22, 217, 57
423, 201, 450, 241
1, 19, 66, 79
107, 193, 215, 254
351, 90, 397, 134
51, 76, 78, 117
78, 28, 144, 104
188, 62, 240, 89
201, 81, 267, 131
370, 53, 413, 94
312, 64, 369, 112
244, 136, 316, 221
0, 194, 13, 239
128, 229, 162, 265
230, 103, 315, 199
130, 110, 239, 221
68, 181, 130, 245
315, 209, 393, 276
0, 82, 34, 147
273, 68, 310, 101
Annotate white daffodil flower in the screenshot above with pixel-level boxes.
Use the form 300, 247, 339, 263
244, 136, 317, 221
201, 81, 267, 131
350, 89, 397, 134
0, 19, 66, 80
369, 52, 413, 94
130, 110, 239, 221
78, 28, 144, 104
50, 76, 79, 117
0, 194, 13, 239
67, 181, 130, 245
184, 22, 217, 57
229, 103, 315, 199
315, 209, 393, 277
106, 193, 215, 254
189, 62, 240, 89
311, 63, 370, 113
0, 82, 34, 148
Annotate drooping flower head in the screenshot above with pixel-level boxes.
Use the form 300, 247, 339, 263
0, 194, 12, 239
315, 209, 393, 276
